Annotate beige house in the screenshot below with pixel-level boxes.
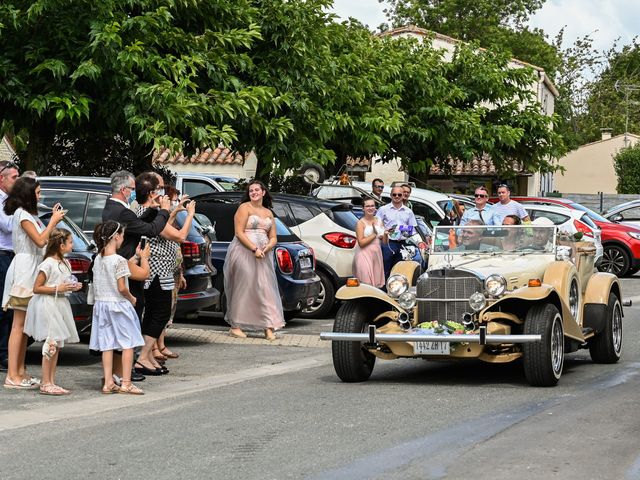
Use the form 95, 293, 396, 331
357, 26, 559, 195
555, 132, 640, 194
0, 136, 17, 163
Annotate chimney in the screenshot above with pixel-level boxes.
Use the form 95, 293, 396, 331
601, 128, 613, 140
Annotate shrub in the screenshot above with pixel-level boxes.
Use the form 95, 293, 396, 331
614, 143, 640, 194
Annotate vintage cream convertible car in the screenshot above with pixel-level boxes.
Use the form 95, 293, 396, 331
321, 224, 624, 386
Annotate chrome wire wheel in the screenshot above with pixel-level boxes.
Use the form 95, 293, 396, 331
611, 300, 623, 356
550, 315, 564, 376
568, 279, 579, 320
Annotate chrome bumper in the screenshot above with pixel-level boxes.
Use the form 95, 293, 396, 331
320, 325, 541, 345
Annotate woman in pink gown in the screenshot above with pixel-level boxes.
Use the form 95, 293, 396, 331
353, 198, 385, 287
223, 181, 284, 340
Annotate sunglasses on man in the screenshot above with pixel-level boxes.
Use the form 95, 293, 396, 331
391, 193, 403, 197
0, 161, 18, 176
474, 193, 488, 198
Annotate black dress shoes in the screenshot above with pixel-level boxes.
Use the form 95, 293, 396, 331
134, 362, 162, 376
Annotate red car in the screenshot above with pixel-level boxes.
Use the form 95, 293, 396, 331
489, 196, 640, 277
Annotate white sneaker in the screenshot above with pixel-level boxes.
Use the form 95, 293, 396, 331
112, 374, 122, 387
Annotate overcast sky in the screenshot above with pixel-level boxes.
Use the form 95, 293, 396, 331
330, 0, 638, 53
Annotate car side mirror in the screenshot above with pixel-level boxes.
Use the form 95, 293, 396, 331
611, 214, 623, 223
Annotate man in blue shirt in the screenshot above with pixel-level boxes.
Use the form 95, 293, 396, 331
0, 160, 19, 372
376, 186, 418, 278
460, 186, 498, 226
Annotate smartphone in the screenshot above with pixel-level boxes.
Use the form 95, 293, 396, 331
140, 236, 148, 250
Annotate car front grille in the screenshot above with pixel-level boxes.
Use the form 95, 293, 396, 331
417, 272, 482, 324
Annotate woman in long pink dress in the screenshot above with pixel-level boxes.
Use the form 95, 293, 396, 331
223, 180, 284, 340
353, 198, 385, 287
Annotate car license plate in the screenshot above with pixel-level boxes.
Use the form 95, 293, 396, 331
300, 257, 312, 269
413, 341, 450, 355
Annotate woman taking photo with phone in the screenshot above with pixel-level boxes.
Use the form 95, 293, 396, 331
2, 177, 65, 389
133, 173, 195, 375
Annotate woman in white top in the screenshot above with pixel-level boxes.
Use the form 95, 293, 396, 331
2, 177, 65, 390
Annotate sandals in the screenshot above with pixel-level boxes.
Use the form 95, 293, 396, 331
152, 349, 167, 362
101, 384, 121, 394
39, 384, 70, 396
4, 378, 38, 390
159, 347, 179, 359
119, 383, 144, 395
229, 329, 247, 339
265, 329, 277, 341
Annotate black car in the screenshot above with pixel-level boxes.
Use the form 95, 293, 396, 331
39, 210, 94, 333
37, 177, 219, 318
193, 197, 321, 314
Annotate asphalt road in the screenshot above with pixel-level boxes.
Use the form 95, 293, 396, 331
1, 279, 640, 480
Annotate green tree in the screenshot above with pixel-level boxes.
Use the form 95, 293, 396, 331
0, 0, 286, 174
614, 143, 640, 193
383, 37, 565, 177
382, 0, 561, 77
232, 2, 403, 177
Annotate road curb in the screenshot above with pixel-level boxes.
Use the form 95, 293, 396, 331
166, 327, 330, 348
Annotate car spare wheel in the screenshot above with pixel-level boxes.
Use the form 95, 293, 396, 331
589, 292, 623, 364
299, 161, 326, 185
523, 303, 564, 387
331, 301, 376, 382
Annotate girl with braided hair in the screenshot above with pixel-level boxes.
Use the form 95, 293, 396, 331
24, 228, 81, 395
89, 220, 150, 395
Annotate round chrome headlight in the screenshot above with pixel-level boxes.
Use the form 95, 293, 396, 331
386, 274, 409, 297
398, 292, 417, 310
485, 274, 507, 297
469, 292, 487, 312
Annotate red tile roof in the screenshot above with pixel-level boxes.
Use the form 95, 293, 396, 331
153, 146, 244, 166
346, 154, 527, 176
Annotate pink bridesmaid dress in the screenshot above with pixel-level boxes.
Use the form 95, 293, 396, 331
223, 215, 285, 331
353, 220, 385, 288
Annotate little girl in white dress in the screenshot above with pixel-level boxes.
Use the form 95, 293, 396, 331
24, 228, 82, 395
89, 220, 147, 395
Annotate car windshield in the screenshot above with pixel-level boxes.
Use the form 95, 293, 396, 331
431, 225, 556, 255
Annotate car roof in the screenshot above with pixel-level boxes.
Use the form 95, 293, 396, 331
524, 203, 580, 216
194, 191, 350, 210
604, 200, 640, 215
350, 181, 451, 201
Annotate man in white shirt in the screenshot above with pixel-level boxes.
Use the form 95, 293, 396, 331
0, 160, 20, 371
376, 186, 418, 278
491, 184, 530, 224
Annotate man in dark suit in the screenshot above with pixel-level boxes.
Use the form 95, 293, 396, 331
101, 170, 170, 382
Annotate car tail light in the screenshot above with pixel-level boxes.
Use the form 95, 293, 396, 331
68, 257, 91, 274
322, 232, 356, 249
181, 241, 201, 259
276, 248, 294, 274
573, 220, 594, 238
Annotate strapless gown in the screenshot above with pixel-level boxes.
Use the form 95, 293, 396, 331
223, 215, 285, 330
353, 223, 385, 288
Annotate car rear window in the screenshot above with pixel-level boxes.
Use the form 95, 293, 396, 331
569, 202, 609, 223
197, 201, 299, 242
40, 213, 92, 252
328, 209, 359, 232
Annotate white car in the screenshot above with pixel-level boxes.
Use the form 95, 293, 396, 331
524, 204, 603, 264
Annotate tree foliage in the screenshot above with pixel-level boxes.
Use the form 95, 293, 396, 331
382, 0, 561, 77
382, 36, 565, 177
614, 143, 640, 194
0, 0, 286, 173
